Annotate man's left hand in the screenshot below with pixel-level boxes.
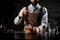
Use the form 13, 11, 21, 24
33, 27, 40, 33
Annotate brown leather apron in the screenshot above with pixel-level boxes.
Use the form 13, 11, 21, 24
24, 13, 42, 27
23, 7, 43, 27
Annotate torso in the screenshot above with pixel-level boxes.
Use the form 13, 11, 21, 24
24, 3, 44, 27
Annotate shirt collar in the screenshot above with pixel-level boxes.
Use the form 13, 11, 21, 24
30, 3, 40, 9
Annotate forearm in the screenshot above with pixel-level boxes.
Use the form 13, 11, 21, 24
14, 7, 26, 25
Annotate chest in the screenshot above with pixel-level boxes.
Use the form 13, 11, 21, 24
28, 6, 40, 13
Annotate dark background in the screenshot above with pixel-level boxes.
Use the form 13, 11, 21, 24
0, 0, 60, 30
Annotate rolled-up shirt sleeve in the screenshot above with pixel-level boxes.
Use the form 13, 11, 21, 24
14, 16, 23, 25
40, 7, 48, 28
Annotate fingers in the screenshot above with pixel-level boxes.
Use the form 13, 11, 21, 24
23, 25, 40, 33
33, 27, 40, 33
23, 26, 32, 33
23, 9, 28, 15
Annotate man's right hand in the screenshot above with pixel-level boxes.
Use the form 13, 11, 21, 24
23, 26, 32, 33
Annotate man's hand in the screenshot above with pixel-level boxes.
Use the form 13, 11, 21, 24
23, 9, 28, 15
23, 25, 40, 33
33, 27, 40, 33
23, 25, 32, 33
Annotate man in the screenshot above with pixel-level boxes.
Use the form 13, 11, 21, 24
14, 0, 48, 34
